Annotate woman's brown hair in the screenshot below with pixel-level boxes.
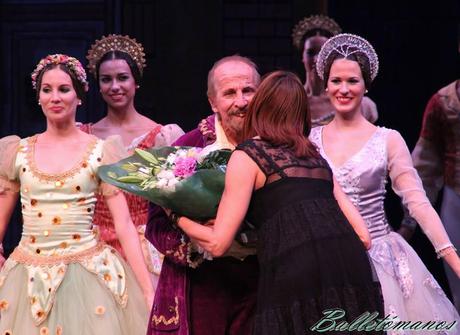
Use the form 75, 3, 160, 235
243, 70, 318, 158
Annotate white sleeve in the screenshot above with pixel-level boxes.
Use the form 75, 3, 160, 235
387, 129, 453, 253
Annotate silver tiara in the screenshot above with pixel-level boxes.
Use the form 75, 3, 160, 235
316, 33, 379, 82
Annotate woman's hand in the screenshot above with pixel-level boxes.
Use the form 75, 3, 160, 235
442, 248, 460, 279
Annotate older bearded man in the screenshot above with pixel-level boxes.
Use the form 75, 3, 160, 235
145, 55, 261, 335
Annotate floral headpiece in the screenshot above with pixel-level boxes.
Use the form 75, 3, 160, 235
31, 54, 88, 90
292, 15, 342, 50
86, 34, 146, 77
316, 33, 379, 82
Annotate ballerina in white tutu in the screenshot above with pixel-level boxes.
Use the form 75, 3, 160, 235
310, 33, 460, 334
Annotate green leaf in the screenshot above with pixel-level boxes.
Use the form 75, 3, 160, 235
120, 163, 139, 172
117, 175, 145, 183
135, 148, 160, 165
107, 171, 118, 179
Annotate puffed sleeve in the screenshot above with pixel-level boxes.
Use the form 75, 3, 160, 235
98, 135, 129, 196
154, 124, 185, 147
361, 96, 378, 124
387, 129, 454, 255
0, 135, 21, 193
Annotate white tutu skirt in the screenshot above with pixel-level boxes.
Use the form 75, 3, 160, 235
0, 259, 149, 335
369, 232, 459, 334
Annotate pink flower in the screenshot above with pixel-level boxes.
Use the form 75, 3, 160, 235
173, 157, 197, 178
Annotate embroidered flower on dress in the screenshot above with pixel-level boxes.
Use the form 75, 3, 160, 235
95, 305, 106, 315
56, 325, 63, 335
39, 327, 49, 335
0, 299, 9, 311
52, 216, 62, 225
423, 276, 446, 297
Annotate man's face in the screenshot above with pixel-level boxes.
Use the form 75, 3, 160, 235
208, 61, 258, 142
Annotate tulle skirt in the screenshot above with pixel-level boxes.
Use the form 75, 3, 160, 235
0, 259, 149, 334
369, 232, 459, 334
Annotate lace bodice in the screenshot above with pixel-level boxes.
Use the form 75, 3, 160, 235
310, 126, 454, 253
236, 139, 332, 185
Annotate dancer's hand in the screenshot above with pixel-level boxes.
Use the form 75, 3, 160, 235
442, 249, 460, 279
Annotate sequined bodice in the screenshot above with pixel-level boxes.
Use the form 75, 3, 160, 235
310, 126, 392, 239
1, 135, 128, 326
16, 135, 102, 256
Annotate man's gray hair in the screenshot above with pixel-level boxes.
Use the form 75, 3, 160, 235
207, 55, 260, 98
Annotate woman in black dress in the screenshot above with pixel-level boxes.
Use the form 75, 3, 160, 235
174, 71, 384, 334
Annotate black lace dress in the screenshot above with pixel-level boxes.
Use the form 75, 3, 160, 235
237, 139, 384, 335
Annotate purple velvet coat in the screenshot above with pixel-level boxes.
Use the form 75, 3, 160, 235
145, 115, 258, 335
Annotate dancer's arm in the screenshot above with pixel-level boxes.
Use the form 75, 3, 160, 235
333, 177, 371, 249
0, 135, 21, 267
388, 129, 460, 277
106, 192, 154, 307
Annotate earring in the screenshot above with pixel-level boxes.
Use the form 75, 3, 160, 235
38, 102, 41, 105
78, 101, 82, 106
325, 88, 329, 92
365, 89, 369, 94
136, 85, 140, 89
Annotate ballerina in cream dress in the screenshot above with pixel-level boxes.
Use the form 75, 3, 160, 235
0, 54, 152, 334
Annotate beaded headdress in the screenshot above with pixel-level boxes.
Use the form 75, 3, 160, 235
86, 34, 146, 77
292, 15, 342, 50
316, 33, 379, 82
31, 54, 88, 90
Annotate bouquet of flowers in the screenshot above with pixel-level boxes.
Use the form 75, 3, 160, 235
98, 146, 231, 220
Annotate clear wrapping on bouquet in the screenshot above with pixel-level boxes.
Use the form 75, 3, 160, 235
98, 146, 231, 221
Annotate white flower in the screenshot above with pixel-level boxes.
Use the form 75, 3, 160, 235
166, 153, 178, 164
176, 149, 188, 158
168, 178, 179, 187
138, 167, 150, 174
199, 143, 222, 159
156, 178, 169, 188
157, 170, 176, 180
